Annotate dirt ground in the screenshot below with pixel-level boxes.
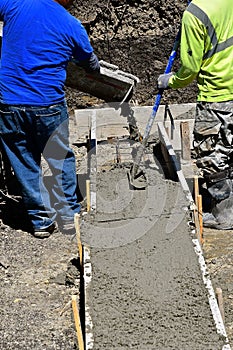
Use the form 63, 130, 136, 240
202, 228, 233, 345
0, 225, 80, 350
0, 1, 233, 349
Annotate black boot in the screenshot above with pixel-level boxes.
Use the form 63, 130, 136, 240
203, 176, 233, 229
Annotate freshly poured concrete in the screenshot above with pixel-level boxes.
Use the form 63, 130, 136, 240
81, 165, 227, 349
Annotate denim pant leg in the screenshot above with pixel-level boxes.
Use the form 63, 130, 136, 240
0, 105, 56, 230
35, 103, 81, 225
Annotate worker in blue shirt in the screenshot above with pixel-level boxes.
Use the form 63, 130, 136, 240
0, 0, 100, 237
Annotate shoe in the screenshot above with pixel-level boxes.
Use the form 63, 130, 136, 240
203, 212, 233, 230
203, 213, 217, 227
33, 222, 57, 238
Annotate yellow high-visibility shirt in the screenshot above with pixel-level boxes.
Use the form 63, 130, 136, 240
169, 0, 233, 102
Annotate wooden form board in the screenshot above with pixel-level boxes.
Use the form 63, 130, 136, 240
180, 121, 191, 160
74, 103, 195, 151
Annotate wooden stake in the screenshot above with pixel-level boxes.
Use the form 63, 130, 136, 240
86, 179, 91, 212
216, 287, 225, 323
193, 175, 202, 242
72, 295, 84, 350
74, 213, 83, 267
197, 194, 203, 244
194, 175, 199, 206
193, 206, 201, 243
180, 121, 191, 160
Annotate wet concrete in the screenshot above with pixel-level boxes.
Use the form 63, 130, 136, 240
81, 165, 226, 349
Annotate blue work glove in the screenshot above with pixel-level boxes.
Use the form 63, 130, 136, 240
157, 72, 174, 89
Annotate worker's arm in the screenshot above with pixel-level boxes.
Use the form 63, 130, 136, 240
71, 19, 100, 73
168, 10, 206, 89
0, 0, 9, 19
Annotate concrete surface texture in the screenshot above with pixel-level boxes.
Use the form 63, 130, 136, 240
81, 165, 227, 349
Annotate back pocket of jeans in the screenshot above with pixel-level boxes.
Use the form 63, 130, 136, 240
0, 110, 20, 134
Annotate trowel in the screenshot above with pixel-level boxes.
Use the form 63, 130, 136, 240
128, 26, 182, 190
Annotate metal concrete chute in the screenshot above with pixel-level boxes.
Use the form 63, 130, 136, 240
65, 59, 140, 103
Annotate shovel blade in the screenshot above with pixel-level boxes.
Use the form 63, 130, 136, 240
127, 165, 148, 190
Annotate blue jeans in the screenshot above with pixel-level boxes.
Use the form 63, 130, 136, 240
0, 101, 81, 230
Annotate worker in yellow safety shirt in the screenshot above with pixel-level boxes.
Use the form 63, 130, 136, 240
158, 0, 233, 230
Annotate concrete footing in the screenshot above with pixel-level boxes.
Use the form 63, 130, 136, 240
76, 103, 231, 349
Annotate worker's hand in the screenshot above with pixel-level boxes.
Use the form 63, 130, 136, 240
157, 72, 174, 89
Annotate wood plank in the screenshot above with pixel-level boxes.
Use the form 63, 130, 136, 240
180, 121, 191, 160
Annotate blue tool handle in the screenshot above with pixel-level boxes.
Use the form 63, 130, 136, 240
164, 28, 181, 74
164, 0, 191, 74
146, 0, 191, 136
132, 3, 190, 176
143, 27, 181, 140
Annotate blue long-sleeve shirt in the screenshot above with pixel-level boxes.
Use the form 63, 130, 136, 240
0, 0, 99, 105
